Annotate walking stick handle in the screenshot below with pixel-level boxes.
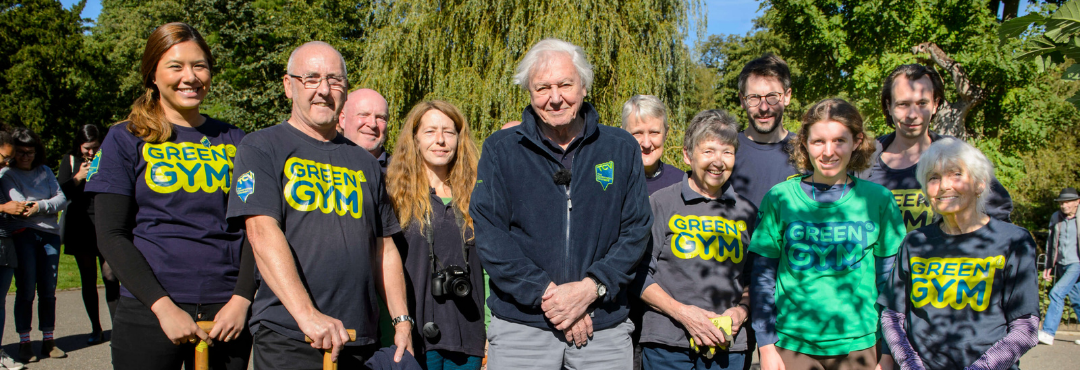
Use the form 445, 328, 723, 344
305, 329, 357, 370
194, 321, 215, 370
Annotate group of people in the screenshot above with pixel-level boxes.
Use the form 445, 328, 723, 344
0, 20, 1066, 370
0, 120, 118, 370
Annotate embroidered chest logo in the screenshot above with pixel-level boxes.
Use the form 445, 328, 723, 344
236, 171, 255, 203
892, 189, 933, 232
283, 157, 366, 218
142, 141, 237, 194
910, 256, 1004, 311
669, 214, 746, 263
783, 221, 876, 272
595, 161, 614, 191
85, 151, 101, 181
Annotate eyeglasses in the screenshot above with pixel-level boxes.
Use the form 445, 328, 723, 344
742, 92, 784, 107
287, 74, 347, 91
0, 154, 11, 164
14, 150, 34, 157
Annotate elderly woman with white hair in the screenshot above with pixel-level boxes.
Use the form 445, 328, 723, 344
622, 95, 685, 195
880, 138, 1040, 370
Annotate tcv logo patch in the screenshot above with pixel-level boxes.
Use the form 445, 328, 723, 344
595, 161, 614, 191
236, 171, 254, 203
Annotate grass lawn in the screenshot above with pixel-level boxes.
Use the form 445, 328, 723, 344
7, 251, 102, 293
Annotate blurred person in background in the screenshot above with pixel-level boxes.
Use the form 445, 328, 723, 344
58, 123, 119, 346
1, 127, 70, 363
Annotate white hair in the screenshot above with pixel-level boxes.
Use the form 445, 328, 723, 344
286, 41, 348, 77
513, 38, 593, 92
916, 137, 995, 217
621, 95, 668, 132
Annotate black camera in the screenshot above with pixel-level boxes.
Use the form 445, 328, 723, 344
431, 265, 471, 298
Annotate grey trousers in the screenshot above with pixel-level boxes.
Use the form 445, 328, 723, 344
487, 315, 634, 370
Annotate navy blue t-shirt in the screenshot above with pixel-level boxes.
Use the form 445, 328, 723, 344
730, 132, 799, 208
646, 161, 685, 195
881, 219, 1039, 370
861, 133, 1014, 232
85, 119, 245, 304
226, 122, 400, 346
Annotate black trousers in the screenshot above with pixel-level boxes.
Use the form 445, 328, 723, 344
252, 326, 379, 370
111, 296, 252, 370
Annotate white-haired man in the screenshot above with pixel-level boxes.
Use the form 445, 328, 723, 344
471, 38, 652, 369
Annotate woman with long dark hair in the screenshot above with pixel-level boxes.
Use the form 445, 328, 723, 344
85, 22, 252, 370
0, 128, 69, 363
58, 123, 119, 345
386, 100, 485, 369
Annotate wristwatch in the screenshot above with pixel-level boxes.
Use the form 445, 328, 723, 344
391, 315, 415, 327
586, 276, 607, 299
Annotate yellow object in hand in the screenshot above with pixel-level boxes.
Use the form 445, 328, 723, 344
689, 316, 734, 359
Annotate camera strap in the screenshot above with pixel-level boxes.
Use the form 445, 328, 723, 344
424, 202, 471, 272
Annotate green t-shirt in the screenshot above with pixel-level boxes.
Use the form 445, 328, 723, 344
748, 176, 905, 355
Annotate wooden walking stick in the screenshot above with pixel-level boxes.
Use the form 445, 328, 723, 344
305, 329, 356, 370
194, 321, 216, 370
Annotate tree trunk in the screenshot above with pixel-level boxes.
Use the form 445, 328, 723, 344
911, 42, 987, 139
988, 0, 1001, 19
1003, 0, 1020, 20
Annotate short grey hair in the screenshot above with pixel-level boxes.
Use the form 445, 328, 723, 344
514, 38, 594, 92
916, 137, 995, 217
621, 95, 668, 132
287, 41, 348, 77
683, 109, 740, 154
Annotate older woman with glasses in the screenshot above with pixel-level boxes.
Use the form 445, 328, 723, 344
0, 128, 70, 363
880, 138, 1039, 370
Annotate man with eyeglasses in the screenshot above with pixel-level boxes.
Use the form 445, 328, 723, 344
729, 54, 800, 208
227, 41, 415, 368
857, 64, 1012, 232
338, 89, 392, 172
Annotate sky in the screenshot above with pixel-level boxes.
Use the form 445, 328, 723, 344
61, 0, 765, 45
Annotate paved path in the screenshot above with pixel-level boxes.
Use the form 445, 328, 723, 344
1, 288, 1076, 369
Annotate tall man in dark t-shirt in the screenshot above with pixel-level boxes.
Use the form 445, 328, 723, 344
859, 64, 1012, 231
338, 88, 391, 171
729, 54, 800, 208
227, 42, 413, 368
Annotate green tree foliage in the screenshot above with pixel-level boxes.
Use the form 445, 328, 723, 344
354, 0, 701, 162
80, 0, 702, 166
0, 0, 95, 166
699, 0, 1080, 231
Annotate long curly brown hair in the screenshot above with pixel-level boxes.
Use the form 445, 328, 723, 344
386, 101, 479, 236
792, 98, 875, 174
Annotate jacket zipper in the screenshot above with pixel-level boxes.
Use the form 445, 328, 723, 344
565, 156, 574, 280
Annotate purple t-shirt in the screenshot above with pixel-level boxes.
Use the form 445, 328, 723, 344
85, 119, 245, 304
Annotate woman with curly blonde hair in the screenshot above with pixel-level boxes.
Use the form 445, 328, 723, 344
386, 100, 485, 370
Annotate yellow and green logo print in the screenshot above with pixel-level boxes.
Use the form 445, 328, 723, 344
910, 255, 1004, 311
595, 161, 614, 191
669, 214, 747, 262
283, 157, 366, 218
143, 141, 236, 194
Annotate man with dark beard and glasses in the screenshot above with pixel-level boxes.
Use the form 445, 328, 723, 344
729, 54, 800, 208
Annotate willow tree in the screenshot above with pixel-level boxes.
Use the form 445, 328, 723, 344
355, 0, 703, 163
